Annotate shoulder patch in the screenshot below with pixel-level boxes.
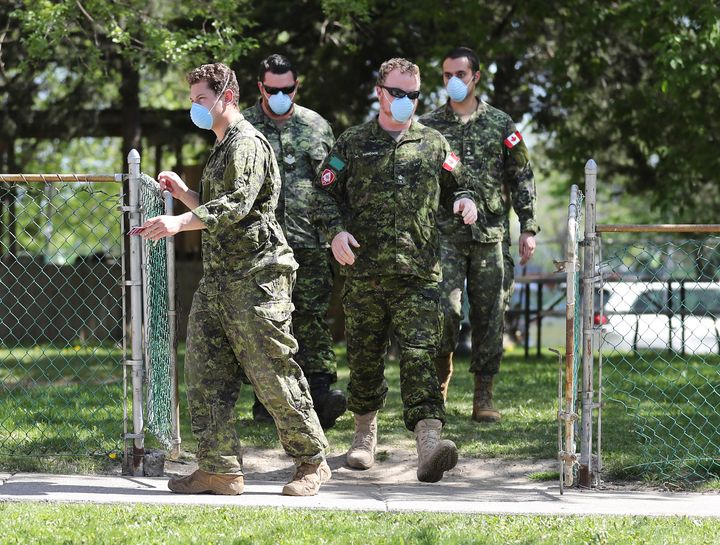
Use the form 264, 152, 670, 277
320, 168, 336, 186
328, 156, 346, 171
442, 152, 460, 172
504, 131, 523, 149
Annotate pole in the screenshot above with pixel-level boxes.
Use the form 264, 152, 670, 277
126, 149, 145, 476
579, 159, 597, 487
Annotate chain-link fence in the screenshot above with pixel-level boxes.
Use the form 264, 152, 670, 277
0, 176, 125, 460
139, 174, 179, 454
1, 153, 178, 475
598, 238, 720, 483
565, 160, 720, 488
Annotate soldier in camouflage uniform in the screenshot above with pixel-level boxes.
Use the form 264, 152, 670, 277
242, 54, 346, 429
139, 63, 329, 497
313, 58, 478, 483
420, 47, 539, 423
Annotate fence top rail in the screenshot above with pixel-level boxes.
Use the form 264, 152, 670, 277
597, 224, 720, 234
0, 174, 120, 184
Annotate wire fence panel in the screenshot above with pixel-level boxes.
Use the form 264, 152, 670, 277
599, 238, 720, 483
138, 174, 175, 451
0, 181, 124, 459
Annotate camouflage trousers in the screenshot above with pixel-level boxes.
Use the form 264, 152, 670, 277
184, 268, 328, 474
343, 275, 445, 431
293, 247, 337, 381
439, 238, 504, 376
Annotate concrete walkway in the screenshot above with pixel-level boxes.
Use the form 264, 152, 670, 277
2, 470, 719, 517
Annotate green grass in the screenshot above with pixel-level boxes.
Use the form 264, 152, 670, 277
0, 344, 123, 472
2, 343, 719, 488
601, 352, 720, 485
0, 504, 718, 545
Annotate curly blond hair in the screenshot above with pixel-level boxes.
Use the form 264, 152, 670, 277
376, 58, 421, 86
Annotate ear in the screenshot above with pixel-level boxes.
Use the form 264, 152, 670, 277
257, 81, 265, 95
224, 88, 234, 104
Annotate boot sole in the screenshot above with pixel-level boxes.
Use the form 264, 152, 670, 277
472, 412, 501, 423
417, 440, 458, 483
168, 483, 243, 495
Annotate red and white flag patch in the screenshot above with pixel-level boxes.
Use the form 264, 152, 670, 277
504, 131, 523, 149
442, 152, 460, 172
320, 168, 336, 186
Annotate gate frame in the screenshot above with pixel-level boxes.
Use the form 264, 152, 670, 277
572, 159, 720, 488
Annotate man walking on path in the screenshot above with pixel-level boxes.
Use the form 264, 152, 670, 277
138, 62, 329, 496
243, 54, 346, 429
420, 47, 540, 423
313, 58, 478, 483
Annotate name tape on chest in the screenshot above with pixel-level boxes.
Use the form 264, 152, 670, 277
504, 131, 523, 149
442, 152, 460, 172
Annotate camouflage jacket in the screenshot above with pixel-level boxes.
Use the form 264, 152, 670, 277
419, 100, 540, 243
313, 119, 475, 282
192, 116, 297, 281
242, 102, 334, 249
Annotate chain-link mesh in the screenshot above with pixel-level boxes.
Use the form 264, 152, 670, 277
0, 181, 123, 458
138, 174, 174, 449
599, 238, 720, 482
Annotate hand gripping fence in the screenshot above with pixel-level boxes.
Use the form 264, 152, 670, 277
564, 159, 720, 489
0, 150, 178, 476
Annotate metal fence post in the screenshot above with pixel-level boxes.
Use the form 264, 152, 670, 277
579, 159, 597, 487
164, 190, 181, 458
126, 149, 145, 476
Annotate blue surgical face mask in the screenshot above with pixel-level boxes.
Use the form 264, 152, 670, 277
268, 91, 293, 115
387, 92, 414, 123
190, 102, 216, 130
447, 75, 470, 102
190, 74, 231, 130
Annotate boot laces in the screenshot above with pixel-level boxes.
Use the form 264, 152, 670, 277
292, 462, 319, 481
418, 428, 439, 453
352, 428, 375, 451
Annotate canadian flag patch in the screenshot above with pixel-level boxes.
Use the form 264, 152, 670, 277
442, 152, 460, 172
320, 168, 336, 186
504, 131, 523, 149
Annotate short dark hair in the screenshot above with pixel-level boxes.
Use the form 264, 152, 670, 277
258, 54, 297, 82
443, 47, 480, 73
186, 63, 239, 106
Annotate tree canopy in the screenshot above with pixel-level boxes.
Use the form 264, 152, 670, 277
2, 0, 719, 222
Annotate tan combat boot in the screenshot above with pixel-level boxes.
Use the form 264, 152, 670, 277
282, 459, 332, 496
472, 374, 501, 422
414, 418, 458, 483
434, 353, 454, 401
167, 469, 244, 495
346, 410, 377, 469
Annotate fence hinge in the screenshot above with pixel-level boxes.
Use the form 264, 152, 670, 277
124, 433, 144, 440
123, 359, 143, 367
558, 451, 578, 463
124, 280, 142, 287
553, 260, 566, 273
558, 410, 579, 422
